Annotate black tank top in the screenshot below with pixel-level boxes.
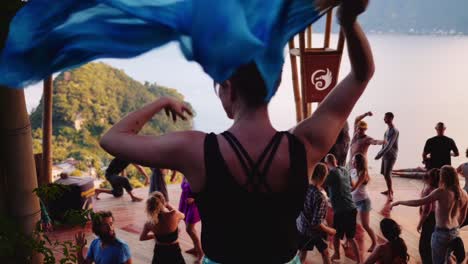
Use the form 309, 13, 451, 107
194, 131, 308, 263
155, 228, 178, 244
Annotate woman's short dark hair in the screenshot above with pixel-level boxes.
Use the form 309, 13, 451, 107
229, 63, 280, 108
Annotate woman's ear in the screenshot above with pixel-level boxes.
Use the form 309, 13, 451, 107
224, 80, 237, 102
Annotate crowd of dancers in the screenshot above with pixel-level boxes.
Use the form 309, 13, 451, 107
67, 1, 468, 264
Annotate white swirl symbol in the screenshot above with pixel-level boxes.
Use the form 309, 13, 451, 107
311, 68, 333, 91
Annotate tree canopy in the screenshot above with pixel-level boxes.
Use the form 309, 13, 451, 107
30, 62, 194, 172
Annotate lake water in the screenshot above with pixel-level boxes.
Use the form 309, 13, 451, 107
24, 34, 468, 170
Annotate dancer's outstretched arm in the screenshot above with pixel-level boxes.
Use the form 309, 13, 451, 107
132, 164, 150, 185
100, 97, 206, 190
391, 189, 441, 208
292, 0, 375, 165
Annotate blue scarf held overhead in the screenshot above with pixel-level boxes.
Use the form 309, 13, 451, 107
0, 0, 333, 101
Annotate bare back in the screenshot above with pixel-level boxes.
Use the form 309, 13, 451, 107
153, 210, 182, 235
350, 134, 372, 160
365, 243, 407, 264
380, 243, 406, 264
435, 188, 468, 229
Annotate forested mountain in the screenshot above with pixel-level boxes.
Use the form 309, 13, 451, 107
315, 0, 468, 35
30, 62, 194, 173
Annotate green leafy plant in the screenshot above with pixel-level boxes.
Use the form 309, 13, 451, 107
0, 185, 97, 263
33, 183, 69, 204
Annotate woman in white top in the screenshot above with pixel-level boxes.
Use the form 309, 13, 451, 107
456, 148, 468, 193
351, 153, 377, 252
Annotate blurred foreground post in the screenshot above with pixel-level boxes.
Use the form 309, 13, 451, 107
0, 1, 41, 263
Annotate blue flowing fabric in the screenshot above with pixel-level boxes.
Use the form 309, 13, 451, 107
0, 0, 331, 101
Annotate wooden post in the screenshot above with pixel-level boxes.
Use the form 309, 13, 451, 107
288, 39, 303, 122
298, 31, 308, 120
42, 76, 53, 183
0, 2, 42, 263
0, 88, 42, 263
337, 29, 345, 52
306, 25, 312, 48
34, 153, 47, 186
324, 9, 333, 48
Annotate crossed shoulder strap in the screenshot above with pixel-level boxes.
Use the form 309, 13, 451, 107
221, 131, 284, 192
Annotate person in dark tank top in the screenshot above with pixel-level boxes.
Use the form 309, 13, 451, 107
100, 1, 376, 262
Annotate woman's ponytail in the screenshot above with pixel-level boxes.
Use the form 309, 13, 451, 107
146, 191, 166, 224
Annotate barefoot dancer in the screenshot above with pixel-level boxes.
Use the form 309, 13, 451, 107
351, 153, 377, 253
100, 1, 375, 262
95, 158, 144, 202
375, 112, 399, 200
178, 177, 203, 260
418, 168, 440, 264
350, 111, 384, 165
324, 154, 360, 263
392, 166, 468, 263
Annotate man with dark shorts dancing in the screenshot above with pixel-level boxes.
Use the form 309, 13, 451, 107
375, 112, 399, 201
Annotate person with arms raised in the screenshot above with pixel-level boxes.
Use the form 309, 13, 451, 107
100, 0, 375, 262
350, 111, 384, 165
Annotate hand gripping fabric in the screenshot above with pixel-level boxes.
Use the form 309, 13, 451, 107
0, 0, 333, 101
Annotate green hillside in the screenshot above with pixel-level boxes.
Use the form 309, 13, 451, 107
30, 62, 194, 175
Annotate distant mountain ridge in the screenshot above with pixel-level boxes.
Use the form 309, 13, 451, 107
314, 0, 468, 35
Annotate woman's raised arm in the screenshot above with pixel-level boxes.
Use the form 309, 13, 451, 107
292, 1, 375, 165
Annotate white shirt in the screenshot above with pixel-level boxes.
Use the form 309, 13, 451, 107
351, 169, 369, 202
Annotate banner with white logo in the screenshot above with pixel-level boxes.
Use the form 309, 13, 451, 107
302, 51, 342, 102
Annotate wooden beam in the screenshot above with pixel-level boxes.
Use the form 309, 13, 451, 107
288, 39, 302, 122
42, 76, 53, 184
298, 31, 308, 120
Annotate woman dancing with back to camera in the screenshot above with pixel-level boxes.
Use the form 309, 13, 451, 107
140, 192, 186, 264
101, 1, 375, 262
